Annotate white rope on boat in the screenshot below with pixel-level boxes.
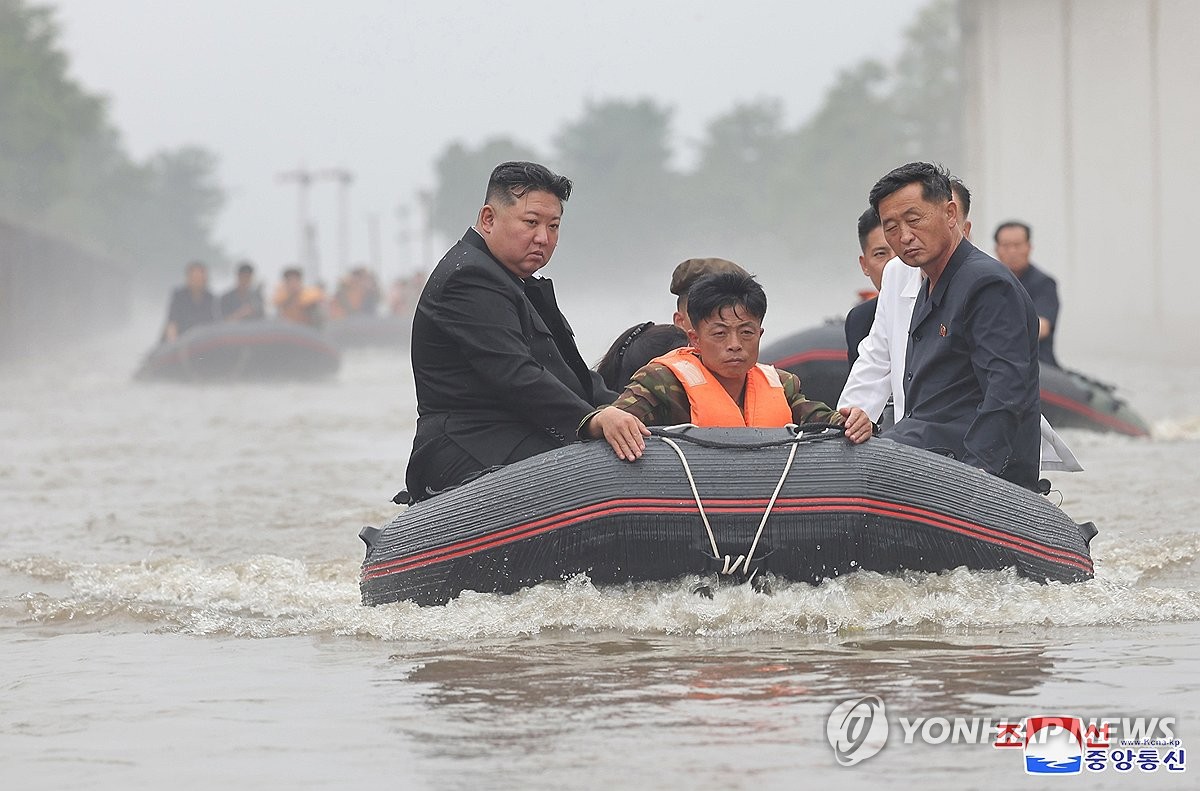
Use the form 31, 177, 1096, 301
658, 435, 800, 578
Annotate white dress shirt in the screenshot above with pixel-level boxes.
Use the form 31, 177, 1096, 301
838, 257, 921, 422
837, 257, 1082, 472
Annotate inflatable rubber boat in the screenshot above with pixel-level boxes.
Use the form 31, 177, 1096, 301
359, 426, 1096, 607
759, 321, 849, 408
324, 314, 411, 349
762, 322, 1150, 437
135, 319, 341, 382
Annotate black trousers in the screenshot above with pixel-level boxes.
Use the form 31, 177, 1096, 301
405, 431, 560, 502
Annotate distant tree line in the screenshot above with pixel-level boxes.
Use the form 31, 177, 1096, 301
427, 0, 963, 291
0, 0, 225, 288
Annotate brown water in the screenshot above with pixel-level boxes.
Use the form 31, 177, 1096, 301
2, 316, 1198, 790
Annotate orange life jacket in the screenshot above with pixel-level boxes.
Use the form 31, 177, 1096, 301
652, 347, 792, 427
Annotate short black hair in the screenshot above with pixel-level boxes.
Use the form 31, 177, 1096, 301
282, 267, 302, 279
686, 271, 767, 329
484, 161, 572, 207
868, 162, 953, 215
857, 207, 881, 250
236, 261, 254, 276
993, 220, 1032, 243
950, 177, 971, 219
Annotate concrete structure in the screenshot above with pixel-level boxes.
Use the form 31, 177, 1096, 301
961, 0, 1200, 360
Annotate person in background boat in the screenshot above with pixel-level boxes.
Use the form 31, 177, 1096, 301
595, 322, 688, 392
273, 267, 325, 327
328, 266, 381, 320
670, 257, 748, 332
994, 221, 1060, 367
868, 162, 1041, 490
404, 161, 618, 501
844, 208, 896, 365
160, 260, 216, 343
388, 270, 426, 317
219, 261, 265, 322
582, 271, 874, 460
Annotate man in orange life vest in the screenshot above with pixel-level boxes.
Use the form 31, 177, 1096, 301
581, 271, 874, 459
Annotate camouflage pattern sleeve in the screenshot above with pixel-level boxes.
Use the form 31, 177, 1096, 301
576, 363, 692, 437
779, 368, 844, 426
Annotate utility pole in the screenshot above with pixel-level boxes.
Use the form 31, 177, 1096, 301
277, 167, 314, 279
317, 167, 354, 276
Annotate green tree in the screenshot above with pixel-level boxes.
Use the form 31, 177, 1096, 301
551, 98, 678, 275
0, 0, 227, 286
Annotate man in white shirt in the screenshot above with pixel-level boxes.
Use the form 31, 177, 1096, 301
838, 178, 1080, 472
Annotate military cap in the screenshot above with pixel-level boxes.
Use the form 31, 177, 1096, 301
669, 257, 748, 296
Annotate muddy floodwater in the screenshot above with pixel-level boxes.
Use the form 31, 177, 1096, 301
2, 315, 1198, 790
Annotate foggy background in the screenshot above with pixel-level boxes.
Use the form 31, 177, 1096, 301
2, 0, 1195, 361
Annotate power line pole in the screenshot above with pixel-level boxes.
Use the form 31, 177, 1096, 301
317, 167, 354, 276
277, 167, 314, 277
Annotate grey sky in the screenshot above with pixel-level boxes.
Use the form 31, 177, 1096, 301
52, 0, 925, 284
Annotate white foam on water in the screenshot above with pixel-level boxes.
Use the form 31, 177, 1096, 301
6, 532, 1200, 641
1152, 415, 1200, 441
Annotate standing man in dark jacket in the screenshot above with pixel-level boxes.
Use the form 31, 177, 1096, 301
994, 220, 1060, 367
870, 162, 1041, 490
404, 161, 620, 500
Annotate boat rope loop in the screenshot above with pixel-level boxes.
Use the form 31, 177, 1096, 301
657, 435, 800, 578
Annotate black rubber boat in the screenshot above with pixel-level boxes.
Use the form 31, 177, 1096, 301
324, 314, 411, 349
136, 319, 341, 382
759, 321, 849, 407
359, 427, 1096, 607
762, 322, 1151, 437
1039, 365, 1150, 437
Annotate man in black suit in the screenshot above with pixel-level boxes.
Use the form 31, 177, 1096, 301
870, 162, 1041, 490
404, 161, 622, 501
994, 220, 1061, 367
844, 207, 894, 366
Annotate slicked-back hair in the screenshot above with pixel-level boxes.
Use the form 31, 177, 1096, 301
869, 162, 953, 215
686, 271, 768, 330
993, 220, 1032, 243
857, 207, 882, 250
484, 161, 572, 207
951, 177, 972, 219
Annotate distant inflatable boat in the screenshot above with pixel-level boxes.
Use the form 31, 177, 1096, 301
359, 427, 1096, 607
762, 321, 1150, 437
325, 314, 411, 349
136, 319, 341, 382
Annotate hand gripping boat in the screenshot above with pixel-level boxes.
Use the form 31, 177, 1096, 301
359, 427, 1097, 607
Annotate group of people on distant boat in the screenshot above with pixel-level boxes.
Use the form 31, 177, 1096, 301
159, 261, 422, 343
402, 160, 1069, 504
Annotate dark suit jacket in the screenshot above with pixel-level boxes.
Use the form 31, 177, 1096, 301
844, 297, 878, 367
406, 229, 617, 495
886, 238, 1041, 490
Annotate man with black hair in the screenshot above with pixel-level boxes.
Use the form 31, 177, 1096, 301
404, 161, 618, 500
844, 208, 895, 365
839, 178, 973, 422
583, 271, 873, 460
160, 261, 216, 343
994, 220, 1060, 367
867, 162, 1040, 490
219, 261, 264, 322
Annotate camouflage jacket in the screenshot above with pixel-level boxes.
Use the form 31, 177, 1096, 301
578, 361, 843, 434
